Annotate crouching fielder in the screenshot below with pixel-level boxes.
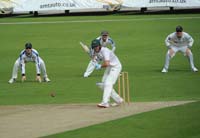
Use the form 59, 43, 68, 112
91, 39, 123, 108
162, 26, 198, 73
8, 43, 50, 83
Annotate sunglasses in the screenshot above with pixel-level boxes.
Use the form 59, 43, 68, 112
26, 47, 32, 49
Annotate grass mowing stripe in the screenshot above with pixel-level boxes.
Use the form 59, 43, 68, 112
42, 101, 200, 138
0, 16, 200, 25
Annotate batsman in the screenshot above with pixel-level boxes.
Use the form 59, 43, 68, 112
82, 31, 116, 77
91, 39, 123, 108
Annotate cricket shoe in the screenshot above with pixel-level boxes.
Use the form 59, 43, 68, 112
161, 68, 168, 73
8, 78, 16, 84
44, 77, 51, 82
192, 67, 198, 72
83, 73, 89, 78
97, 103, 110, 108
111, 98, 124, 107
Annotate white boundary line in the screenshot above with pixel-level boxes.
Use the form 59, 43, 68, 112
0, 16, 200, 25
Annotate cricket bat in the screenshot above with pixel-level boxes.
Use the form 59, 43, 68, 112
80, 41, 90, 54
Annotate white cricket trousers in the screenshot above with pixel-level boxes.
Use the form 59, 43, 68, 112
97, 64, 123, 104
84, 60, 96, 77
164, 46, 196, 70
11, 57, 48, 79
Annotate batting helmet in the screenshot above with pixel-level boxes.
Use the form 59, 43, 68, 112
91, 39, 101, 49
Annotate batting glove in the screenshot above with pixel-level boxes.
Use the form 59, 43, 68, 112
95, 63, 101, 70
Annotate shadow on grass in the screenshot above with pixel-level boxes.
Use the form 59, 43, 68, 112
14, 80, 46, 83
153, 68, 196, 73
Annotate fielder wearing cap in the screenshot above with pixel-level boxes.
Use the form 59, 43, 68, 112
8, 43, 51, 83
161, 25, 198, 73
83, 31, 116, 78
91, 39, 123, 108
101, 31, 109, 36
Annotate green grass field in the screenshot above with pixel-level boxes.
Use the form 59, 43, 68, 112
43, 101, 200, 138
0, 13, 200, 137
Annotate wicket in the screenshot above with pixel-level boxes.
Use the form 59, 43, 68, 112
117, 72, 130, 104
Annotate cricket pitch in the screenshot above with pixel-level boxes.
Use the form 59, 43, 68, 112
0, 101, 195, 138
